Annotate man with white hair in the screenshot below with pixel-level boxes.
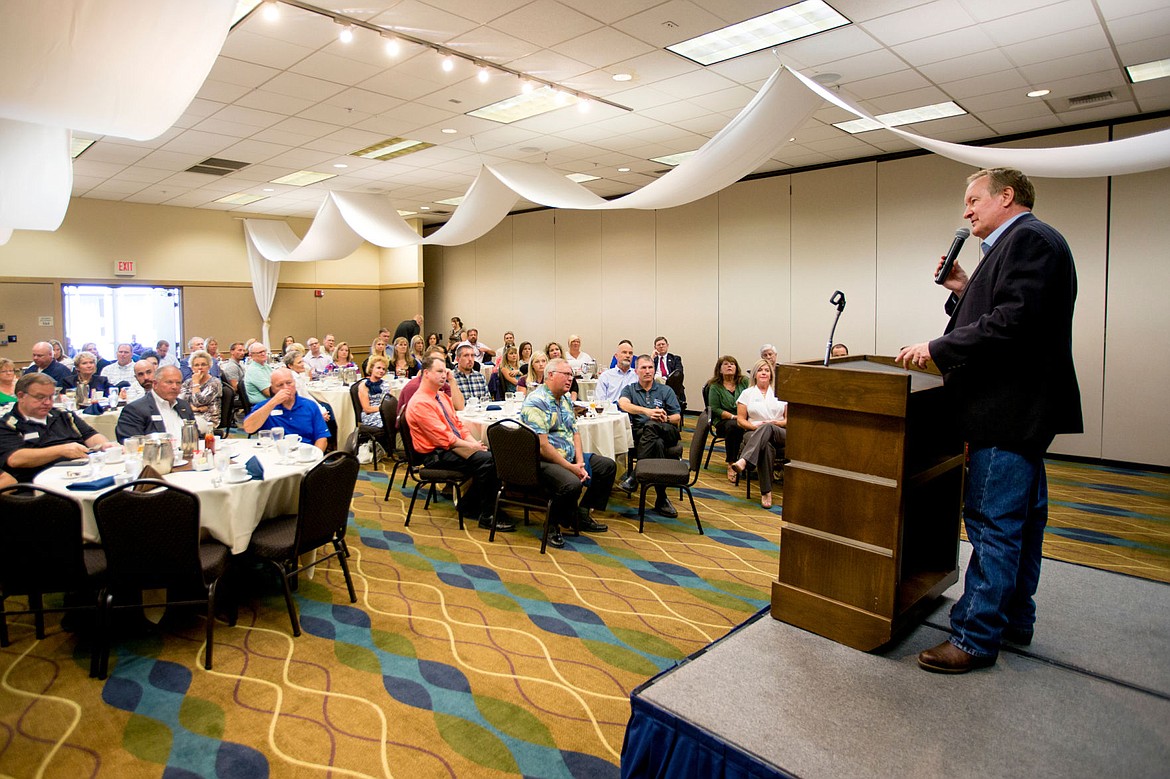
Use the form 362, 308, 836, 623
244, 342, 274, 405
115, 365, 195, 442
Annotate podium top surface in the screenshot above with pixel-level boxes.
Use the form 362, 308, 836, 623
777, 356, 944, 417
814, 356, 943, 393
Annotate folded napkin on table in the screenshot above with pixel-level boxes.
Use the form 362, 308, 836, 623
486, 403, 504, 411
66, 475, 115, 491
81, 403, 106, 415
245, 456, 265, 481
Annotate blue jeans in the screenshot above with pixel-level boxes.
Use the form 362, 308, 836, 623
949, 445, 1048, 658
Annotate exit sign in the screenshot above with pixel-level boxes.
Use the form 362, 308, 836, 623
115, 260, 136, 276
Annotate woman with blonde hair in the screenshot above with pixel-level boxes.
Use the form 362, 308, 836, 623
363, 338, 388, 376
730, 358, 787, 509
0, 357, 18, 407
388, 336, 415, 379
358, 355, 388, 428
499, 344, 521, 394
328, 342, 356, 372
410, 335, 426, 368
515, 351, 547, 395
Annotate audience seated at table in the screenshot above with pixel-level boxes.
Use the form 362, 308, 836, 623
519, 357, 613, 549
359, 355, 388, 428
283, 350, 332, 423
60, 351, 112, 399
498, 345, 522, 395
566, 335, 593, 378
126, 359, 156, 401
82, 342, 112, 374
595, 340, 637, 406
410, 335, 426, 368
404, 355, 511, 532
516, 350, 547, 396
244, 342, 274, 405
543, 343, 580, 400
181, 350, 222, 430
100, 343, 136, 389
388, 336, 417, 380
393, 314, 424, 344
707, 355, 749, 484
281, 335, 296, 356
730, 359, 787, 510
327, 342, 357, 373
0, 373, 117, 482
115, 365, 196, 442
397, 346, 463, 421
242, 368, 329, 451
157, 339, 179, 369
304, 337, 331, 375
180, 336, 220, 380
652, 336, 685, 404
453, 343, 489, 402
23, 341, 72, 387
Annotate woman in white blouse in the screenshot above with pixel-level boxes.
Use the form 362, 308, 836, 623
730, 358, 786, 509
565, 334, 593, 378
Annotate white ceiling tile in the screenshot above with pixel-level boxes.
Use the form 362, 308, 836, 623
891, 27, 997, 66
505, 49, 594, 82
979, 0, 1102, 46
842, 69, 934, 101
218, 29, 316, 69
648, 69, 738, 99
955, 0, 1070, 23
161, 130, 243, 156
831, 0, 936, 23
778, 25, 885, 68
490, 0, 603, 48
607, 50, 696, 87
235, 89, 320, 115
195, 80, 252, 104
367, 0, 481, 42
289, 51, 385, 87
77, 143, 149, 166
1106, 6, 1170, 45
611, 1, 727, 48
916, 49, 1017, 84
263, 72, 349, 101
1018, 50, 1121, 84
204, 57, 281, 88
446, 25, 541, 64
1000, 25, 1112, 67
551, 26, 656, 70
940, 68, 1031, 99
1118, 35, 1170, 68
858, 0, 977, 47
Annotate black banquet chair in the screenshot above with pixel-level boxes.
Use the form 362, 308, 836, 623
0, 485, 106, 677
350, 383, 394, 471
633, 411, 710, 534
92, 480, 234, 678
216, 382, 236, 438
389, 415, 468, 529
246, 451, 360, 636
486, 419, 568, 554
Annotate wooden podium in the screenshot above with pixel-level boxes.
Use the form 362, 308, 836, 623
771, 355, 964, 651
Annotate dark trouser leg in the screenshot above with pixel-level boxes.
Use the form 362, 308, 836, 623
428, 449, 497, 519
949, 445, 1046, 658
716, 419, 744, 463
581, 454, 616, 511
755, 426, 786, 494
539, 461, 584, 525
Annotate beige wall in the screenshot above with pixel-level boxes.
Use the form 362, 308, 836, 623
426, 124, 1169, 468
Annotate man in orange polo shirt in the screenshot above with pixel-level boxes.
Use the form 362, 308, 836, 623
405, 355, 513, 532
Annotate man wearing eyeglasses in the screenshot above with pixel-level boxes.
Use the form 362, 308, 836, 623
618, 354, 682, 517
0, 373, 115, 482
520, 358, 614, 548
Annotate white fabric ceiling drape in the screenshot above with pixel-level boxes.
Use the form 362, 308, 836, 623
0, 0, 236, 238
245, 64, 1170, 263
244, 229, 281, 347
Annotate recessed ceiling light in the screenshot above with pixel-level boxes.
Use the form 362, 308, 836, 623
667, 0, 850, 66
333, 163, 348, 168
215, 192, 267, 205
70, 137, 96, 158
384, 37, 400, 57
565, 173, 600, 183
419, 205, 431, 210
1027, 89, 1050, 98
350, 137, 434, 160
612, 73, 632, 82
269, 170, 337, 186
650, 150, 697, 167
262, 188, 275, 192
261, 0, 278, 22
436, 196, 465, 206
338, 24, 354, 44
442, 55, 454, 73
441, 128, 457, 134
617, 167, 631, 172
477, 67, 490, 83
469, 86, 578, 124
1126, 58, 1170, 83
833, 101, 967, 134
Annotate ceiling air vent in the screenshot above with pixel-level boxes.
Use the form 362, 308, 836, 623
1051, 90, 1120, 113
186, 157, 251, 176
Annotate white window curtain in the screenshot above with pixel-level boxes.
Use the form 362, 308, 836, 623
244, 229, 281, 348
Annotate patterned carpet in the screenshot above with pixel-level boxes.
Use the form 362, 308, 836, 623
2, 425, 1167, 777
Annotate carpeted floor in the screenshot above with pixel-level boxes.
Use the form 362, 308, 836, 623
1, 422, 1167, 777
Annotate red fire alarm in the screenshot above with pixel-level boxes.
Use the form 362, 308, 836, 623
313, 289, 324, 298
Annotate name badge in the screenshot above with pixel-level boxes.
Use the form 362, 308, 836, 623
271, 408, 284, 416
23, 432, 40, 441
151, 414, 163, 421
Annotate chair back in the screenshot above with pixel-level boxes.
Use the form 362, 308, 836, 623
294, 451, 359, 554
688, 412, 712, 473
379, 394, 399, 453
0, 485, 91, 596
218, 382, 235, 435
93, 480, 206, 591
237, 384, 253, 416
485, 420, 543, 489
349, 381, 364, 418
701, 381, 712, 414
398, 414, 424, 468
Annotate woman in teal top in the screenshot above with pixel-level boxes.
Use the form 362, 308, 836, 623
706, 355, 748, 484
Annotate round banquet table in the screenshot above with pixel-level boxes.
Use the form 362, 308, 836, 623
457, 409, 633, 462
34, 440, 323, 554
576, 379, 598, 401
80, 407, 121, 441
306, 379, 405, 444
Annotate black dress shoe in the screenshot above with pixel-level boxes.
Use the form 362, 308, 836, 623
546, 529, 566, 549
577, 515, 609, 533
917, 640, 996, 674
1002, 626, 1033, 646
654, 497, 678, 518
479, 516, 516, 532
619, 474, 637, 493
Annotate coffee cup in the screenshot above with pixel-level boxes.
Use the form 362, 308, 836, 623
296, 445, 316, 462
105, 446, 124, 464
285, 433, 301, 447
228, 463, 248, 481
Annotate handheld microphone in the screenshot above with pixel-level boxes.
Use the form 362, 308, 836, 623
824, 291, 846, 365
934, 227, 971, 285
830, 290, 846, 312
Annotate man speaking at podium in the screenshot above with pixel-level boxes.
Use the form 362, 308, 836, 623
896, 168, 1082, 674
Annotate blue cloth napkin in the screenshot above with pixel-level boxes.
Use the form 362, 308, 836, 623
245, 456, 265, 481
67, 475, 115, 491
82, 403, 106, 415
486, 403, 504, 411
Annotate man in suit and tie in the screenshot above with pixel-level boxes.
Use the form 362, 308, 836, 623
115, 365, 196, 442
897, 168, 1082, 674
652, 336, 684, 406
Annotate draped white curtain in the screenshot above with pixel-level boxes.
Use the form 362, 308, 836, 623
0, 0, 236, 239
245, 65, 1170, 262
244, 229, 281, 348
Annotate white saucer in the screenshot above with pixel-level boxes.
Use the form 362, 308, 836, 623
224, 474, 252, 484
172, 459, 188, 467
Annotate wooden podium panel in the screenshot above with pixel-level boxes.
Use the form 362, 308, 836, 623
771, 356, 963, 651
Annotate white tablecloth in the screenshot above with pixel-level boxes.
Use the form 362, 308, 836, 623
576, 379, 598, 400
307, 380, 404, 443
34, 441, 323, 554
457, 410, 633, 461
81, 407, 121, 441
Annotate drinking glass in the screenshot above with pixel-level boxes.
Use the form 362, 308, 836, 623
272, 427, 285, 443
216, 451, 231, 480
258, 429, 274, 448
276, 438, 290, 464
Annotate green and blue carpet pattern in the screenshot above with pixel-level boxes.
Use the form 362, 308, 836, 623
1, 429, 1166, 777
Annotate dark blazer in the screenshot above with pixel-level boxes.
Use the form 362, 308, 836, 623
60, 372, 111, 396
929, 212, 1082, 453
114, 392, 196, 442
23, 361, 72, 387
653, 352, 683, 377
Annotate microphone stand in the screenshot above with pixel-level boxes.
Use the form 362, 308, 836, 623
824, 290, 846, 366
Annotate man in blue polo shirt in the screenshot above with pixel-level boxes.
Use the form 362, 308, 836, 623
242, 368, 329, 450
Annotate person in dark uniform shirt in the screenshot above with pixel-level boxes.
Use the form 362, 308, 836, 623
0, 373, 116, 482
